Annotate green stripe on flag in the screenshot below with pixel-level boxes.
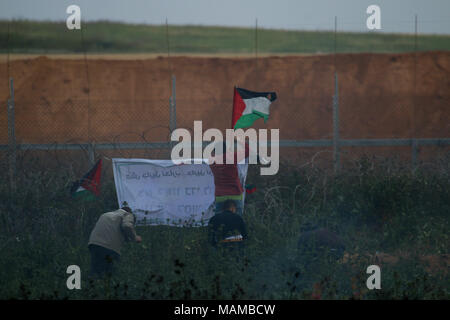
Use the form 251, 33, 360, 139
72, 188, 97, 201
234, 111, 269, 129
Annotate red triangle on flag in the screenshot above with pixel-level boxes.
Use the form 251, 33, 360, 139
231, 87, 246, 129
80, 159, 102, 196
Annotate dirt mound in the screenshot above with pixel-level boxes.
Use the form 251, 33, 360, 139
0, 52, 449, 149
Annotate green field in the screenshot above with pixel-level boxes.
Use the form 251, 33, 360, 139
0, 155, 449, 299
1, 20, 450, 54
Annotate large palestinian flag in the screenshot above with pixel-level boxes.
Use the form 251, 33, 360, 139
232, 87, 277, 129
70, 158, 102, 200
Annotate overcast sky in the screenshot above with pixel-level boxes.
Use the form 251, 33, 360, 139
1, 0, 449, 34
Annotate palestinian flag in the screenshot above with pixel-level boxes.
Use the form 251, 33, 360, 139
232, 87, 277, 129
70, 159, 102, 200
245, 184, 257, 195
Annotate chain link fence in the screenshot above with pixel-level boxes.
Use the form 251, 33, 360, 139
11, 98, 171, 144
1, 77, 450, 177
1, 16, 449, 182
0, 96, 173, 180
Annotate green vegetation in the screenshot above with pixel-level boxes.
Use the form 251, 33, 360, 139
0, 154, 449, 299
1, 20, 449, 54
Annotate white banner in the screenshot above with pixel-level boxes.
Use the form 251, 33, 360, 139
112, 158, 248, 226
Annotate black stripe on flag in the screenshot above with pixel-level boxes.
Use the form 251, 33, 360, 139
236, 87, 277, 102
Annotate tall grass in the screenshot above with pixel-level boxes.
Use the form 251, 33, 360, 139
0, 154, 449, 299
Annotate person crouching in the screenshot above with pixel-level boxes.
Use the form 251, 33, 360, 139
208, 200, 248, 249
88, 206, 142, 279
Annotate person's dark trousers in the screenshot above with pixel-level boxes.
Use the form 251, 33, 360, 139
88, 244, 120, 279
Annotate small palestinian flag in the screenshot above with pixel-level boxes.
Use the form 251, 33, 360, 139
232, 87, 277, 129
70, 159, 102, 200
245, 184, 257, 195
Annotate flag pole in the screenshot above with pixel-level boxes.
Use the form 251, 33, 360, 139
231, 85, 238, 129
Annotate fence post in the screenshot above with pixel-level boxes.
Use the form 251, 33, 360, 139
255, 18, 258, 70
7, 77, 16, 192
412, 14, 418, 172
170, 75, 176, 132
169, 75, 176, 156
87, 143, 95, 165
411, 139, 418, 170
333, 72, 340, 173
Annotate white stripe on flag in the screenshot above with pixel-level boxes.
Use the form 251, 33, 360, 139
224, 234, 243, 241
242, 97, 271, 116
